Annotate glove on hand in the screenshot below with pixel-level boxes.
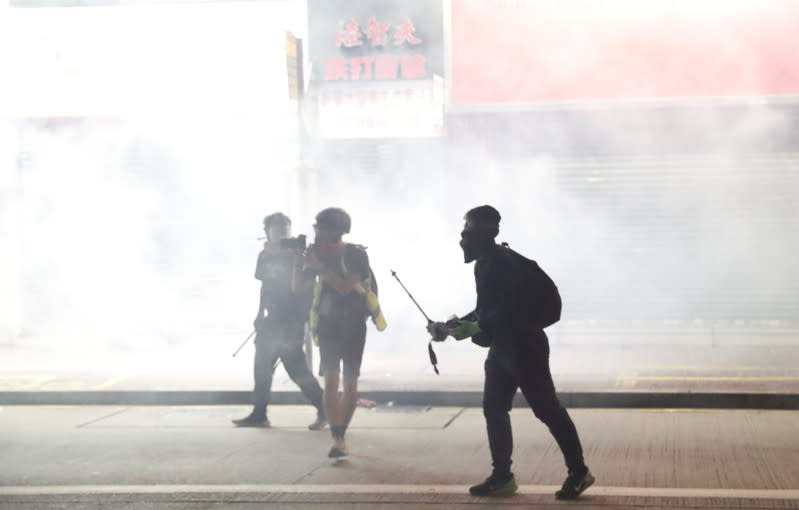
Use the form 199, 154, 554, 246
450, 320, 481, 341
426, 321, 449, 342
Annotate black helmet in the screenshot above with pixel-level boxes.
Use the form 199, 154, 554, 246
315, 207, 351, 234
263, 212, 291, 229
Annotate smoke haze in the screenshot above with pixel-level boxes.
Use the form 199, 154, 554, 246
1, 0, 797, 385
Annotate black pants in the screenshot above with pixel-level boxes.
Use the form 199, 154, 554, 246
253, 320, 323, 415
483, 332, 585, 477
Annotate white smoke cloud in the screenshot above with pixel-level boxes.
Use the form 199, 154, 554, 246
2, 0, 797, 385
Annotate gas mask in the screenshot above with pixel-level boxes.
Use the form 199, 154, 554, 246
459, 228, 496, 263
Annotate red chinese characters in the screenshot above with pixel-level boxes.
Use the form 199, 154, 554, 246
350, 56, 375, 80
336, 19, 364, 48
401, 55, 426, 79
366, 17, 390, 47
394, 18, 422, 46
333, 17, 422, 48
375, 55, 399, 80
324, 54, 426, 81
324, 57, 348, 81
324, 17, 428, 81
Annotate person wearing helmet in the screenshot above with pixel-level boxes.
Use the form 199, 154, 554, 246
295, 207, 372, 458
232, 212, 326, 430
427, 205, 594, 500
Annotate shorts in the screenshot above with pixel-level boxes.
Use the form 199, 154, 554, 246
317, 315, 367, 378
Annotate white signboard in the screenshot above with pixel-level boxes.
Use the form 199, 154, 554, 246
314, 76, 444, 138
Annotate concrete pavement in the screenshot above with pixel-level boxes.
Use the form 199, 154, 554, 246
1, 405, 798, 509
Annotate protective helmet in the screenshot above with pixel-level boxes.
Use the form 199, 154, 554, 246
315, 207, 351, 234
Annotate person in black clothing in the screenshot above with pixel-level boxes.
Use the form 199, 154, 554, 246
427, 205, 594, 500
233, 212, 326, 430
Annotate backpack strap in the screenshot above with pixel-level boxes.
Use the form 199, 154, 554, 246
342, 243, 387, 331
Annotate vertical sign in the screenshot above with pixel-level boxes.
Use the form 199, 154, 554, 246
286, 32, 304, 101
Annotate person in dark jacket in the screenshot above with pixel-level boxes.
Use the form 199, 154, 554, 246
233, 212, 326, 430
427, 205, 594, 499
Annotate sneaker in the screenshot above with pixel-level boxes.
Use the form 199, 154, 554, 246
469, 473, 518, 497
328, 438, 348, 458
308, 414, 328, 431
328, 446, 348, 458
232, 412, 270, 428
555, 468, 595, 500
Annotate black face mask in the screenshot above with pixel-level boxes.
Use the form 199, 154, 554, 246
460, 229, 495, 263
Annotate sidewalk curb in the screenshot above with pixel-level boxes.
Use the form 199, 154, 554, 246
1, 391, 797, 409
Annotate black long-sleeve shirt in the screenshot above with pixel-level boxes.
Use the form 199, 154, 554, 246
464, 243, 539, 348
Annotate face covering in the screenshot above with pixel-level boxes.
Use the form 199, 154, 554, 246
313, 232, 342, 257
460, 228, 495, 263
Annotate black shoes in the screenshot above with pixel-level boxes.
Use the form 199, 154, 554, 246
233, 409, 327, 430
468, 468, 594, 499
555, 467, 595, 500
469, 473, 518, 497
232, 412, 270, 428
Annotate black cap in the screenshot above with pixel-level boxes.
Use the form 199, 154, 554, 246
465, 205, 501, 228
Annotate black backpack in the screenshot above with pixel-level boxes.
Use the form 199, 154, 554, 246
344, 244, 378, 292
343, 244, 379, 316
502, 244, 562, 329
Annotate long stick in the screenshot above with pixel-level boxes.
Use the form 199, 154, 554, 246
232, 329, 257, 357
390, 270, 432, 324
391, 270, 440, 375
